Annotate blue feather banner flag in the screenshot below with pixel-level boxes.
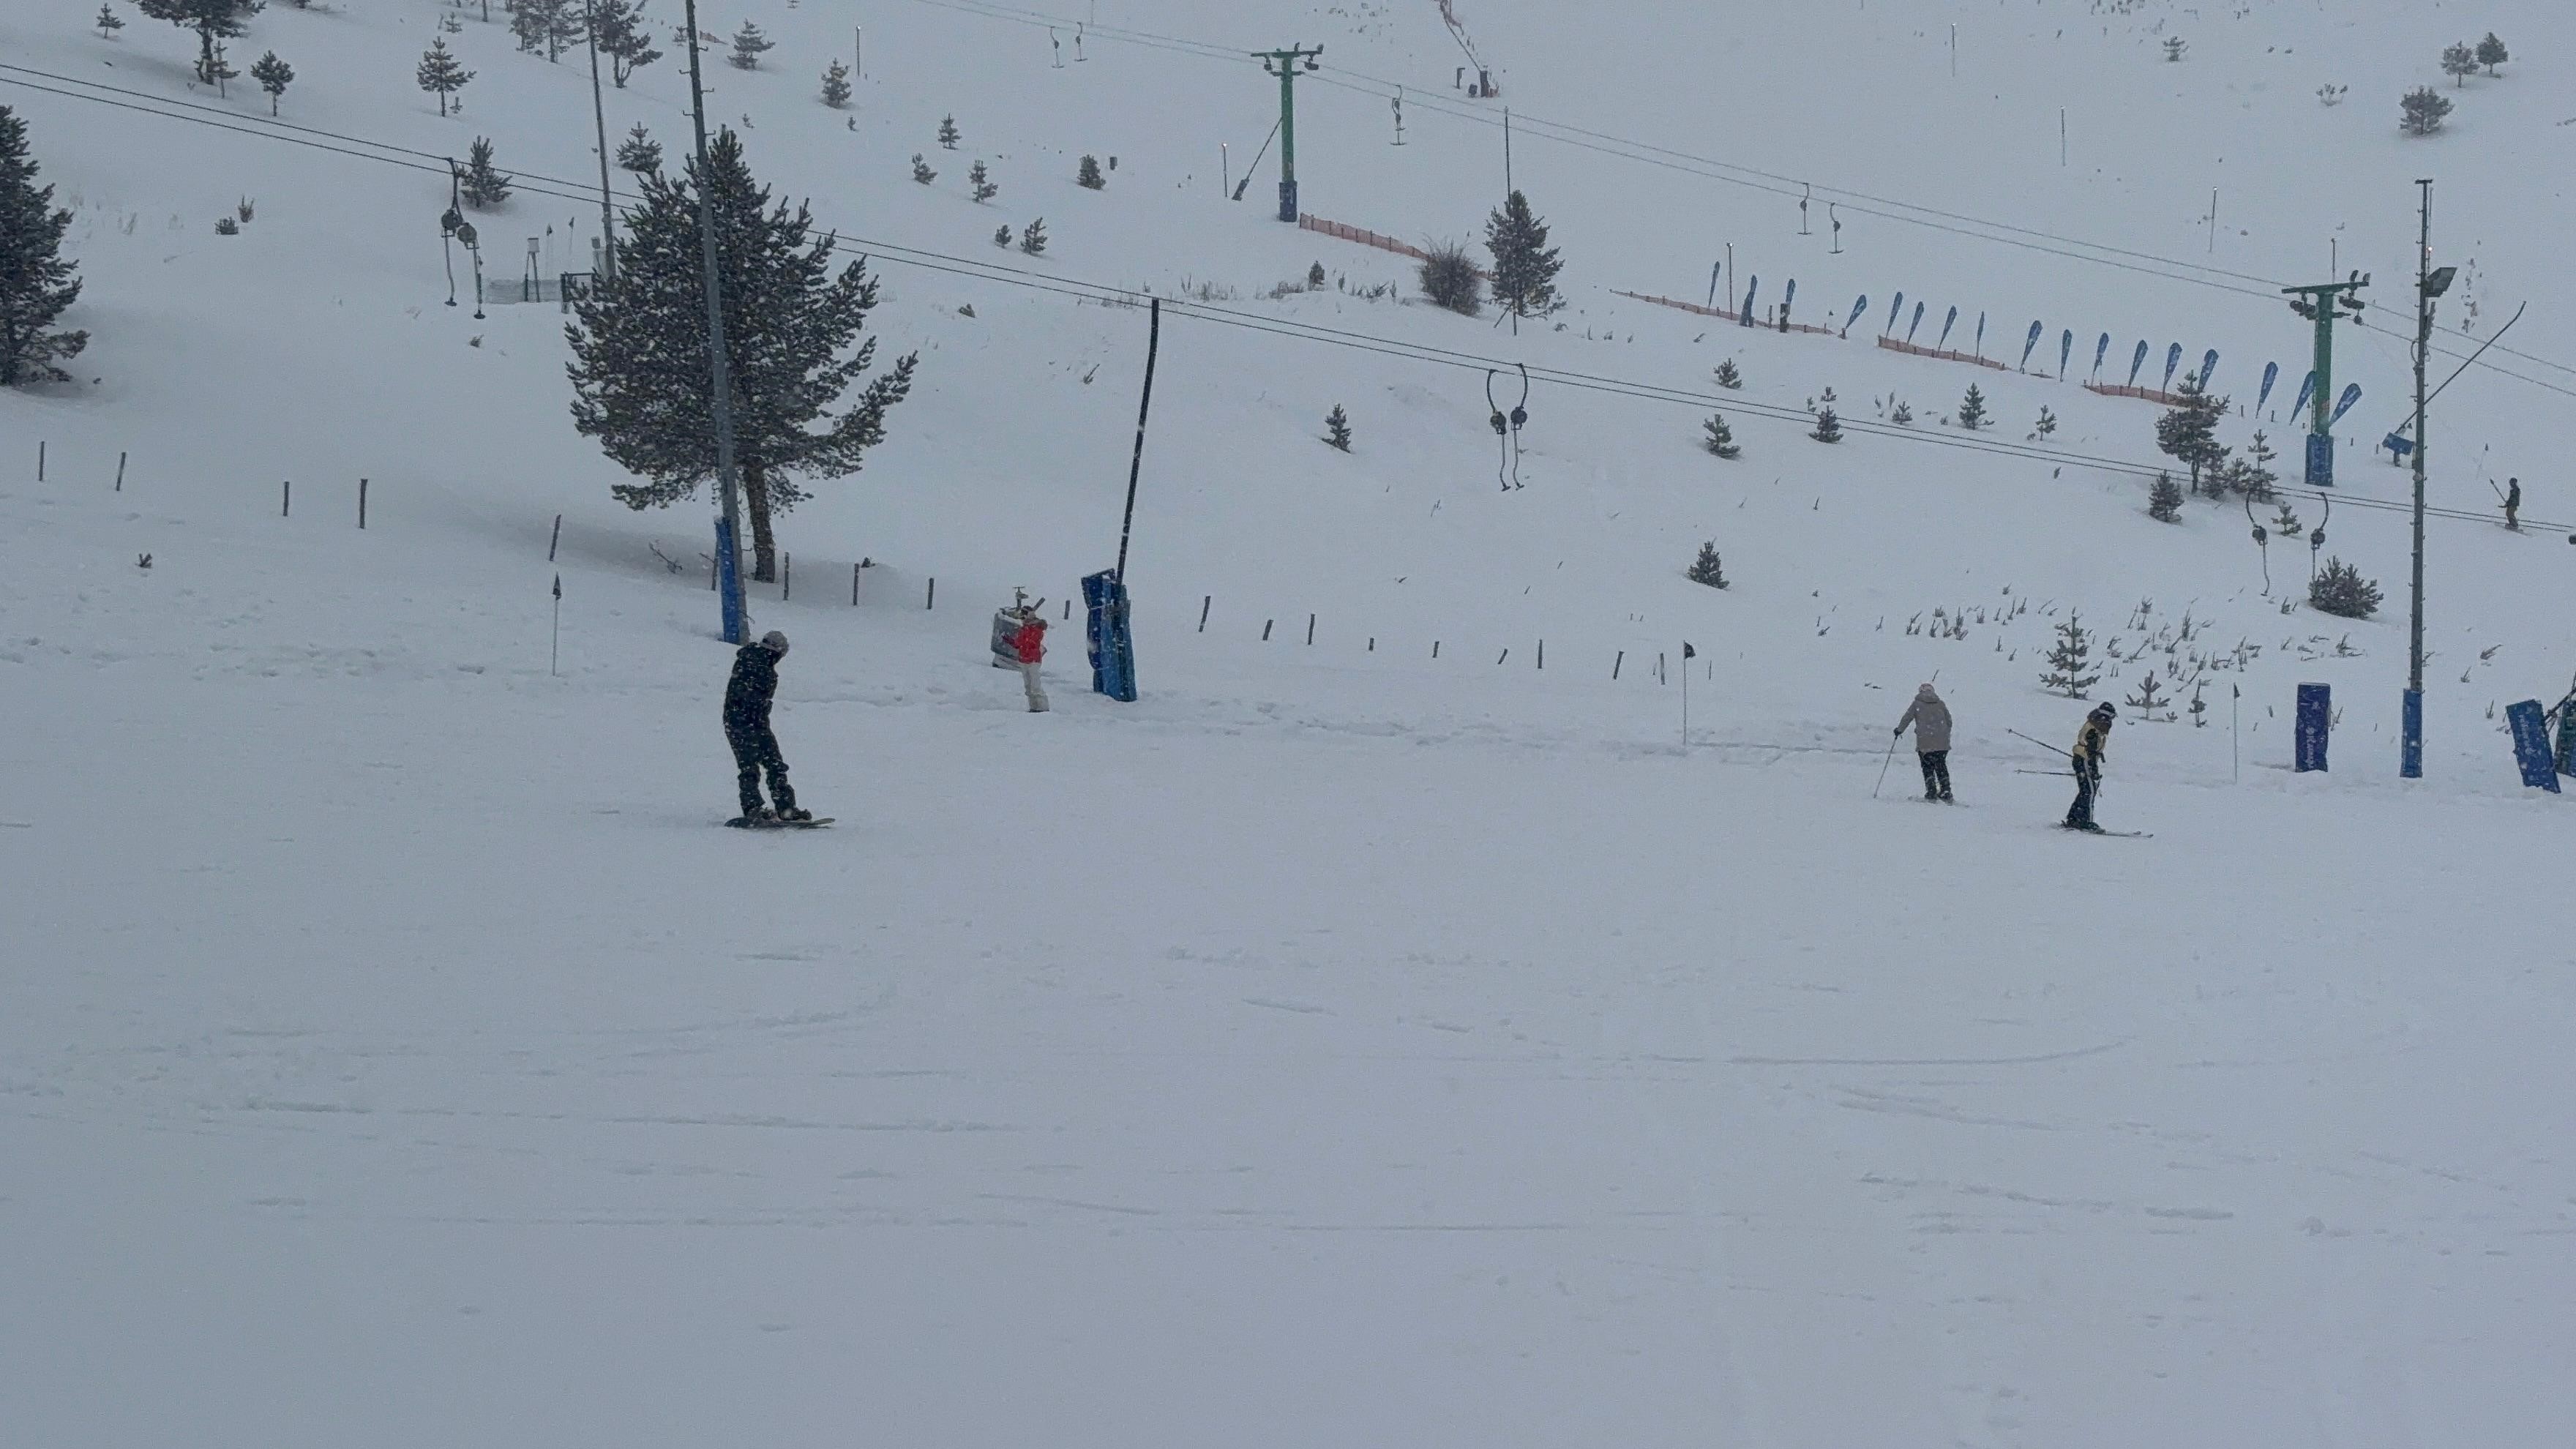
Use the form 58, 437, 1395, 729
2198, 349, 2220, 390
1906, 301, 1926, 345
2127, 340, 2150, 386
2329, 383, 2363, 426
1974, 312, 1987, 358
2257, 361, 2280, 415
2059, 329, 2074, 380
1845, 295, 1868, 336
1936, 306, 1958, 351
2290, 370, 2316, 422
2093, 332, 2111, 380
2021, 320, 2045, 370
1887, 291, 1904, 337
2162, 343, 2183, 391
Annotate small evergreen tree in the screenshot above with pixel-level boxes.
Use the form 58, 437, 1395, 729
1306, 261, 1327, 289
2155, 373, 2231, 493
2231, 430, 2279, 501
1018, 217, 1046, 255
617, 122, 663, 175
2476, 32, 2509, 76
2401, 86, 2453, 135
1713, 357, 1742, 389
992, 223, 1011, 248
417, 37, 473, 117
909, 152, 935, 184
2162, 36, 2186, 61
1483, 189, 1564, 319
591, 0, 662, 86
1686, 542, 1728, 589
2148, 471, 2184, 522
1077, 154, 1106, 190
1418, 238, 1481, 316
566, 127, 918, 585
95, 4, 125, 39
937, 114, 961, 150
2189, 681, 2209, 728
0, 107, 89, 388
1892, 401, 1914, 426
1701, 412, 1740, 460
135, 0, 263, 87
1809, 406, 1843, 443
729, 20, 771, 70
250, 50, 293, 115
2040, 614, 2103, 697
460, 135, 512, 209
967, 160, 995, 202
2124, 669, 2171, 716
1323, 404, 1351, 452
1956, 383, 1988, 430
2271, 501, 2304, 539
2309, 558, 2383, 618
2034, 405, 2057, 438
441, 10, 462, 34
2441, 41, 2478, 86
820, 59, 852, 108
205, 41, 239, 94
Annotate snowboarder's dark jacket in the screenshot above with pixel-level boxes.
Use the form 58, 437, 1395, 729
723, 640, 784, 736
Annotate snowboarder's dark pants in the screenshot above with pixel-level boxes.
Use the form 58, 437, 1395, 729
2066, 763, 2099, 828
1917, 751, 1952, 800
727, 724, 797, 815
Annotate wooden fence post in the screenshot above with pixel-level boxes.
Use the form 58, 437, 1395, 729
358, 477, 368, 529
1306, 613, 1316, 645
115, 452, 126, 492
36, 441, 45, 482
853, 563, 861, 605
282, 479, 291, 517
1613, 650, 1624, 680
926, 577, 936, 610
1262, 619, 1274, 641
1198, 595, 1211, 632
548, 514, 563, 561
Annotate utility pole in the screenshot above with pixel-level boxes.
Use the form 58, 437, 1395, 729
681, 0, 749, 644
2281, 272, 2369, 487
1254, 45, 1323, 223
583, 0, 617, 279
2404, 178, 2459, 779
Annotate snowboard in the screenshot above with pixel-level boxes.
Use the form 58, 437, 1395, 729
726, 816, 836, 830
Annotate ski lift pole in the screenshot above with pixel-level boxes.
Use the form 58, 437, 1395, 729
1115, 298, 1161, 583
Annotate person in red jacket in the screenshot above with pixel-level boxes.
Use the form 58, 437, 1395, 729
1010, 610, 1049, 713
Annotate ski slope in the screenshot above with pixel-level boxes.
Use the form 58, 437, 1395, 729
5, 0, 2575, 1444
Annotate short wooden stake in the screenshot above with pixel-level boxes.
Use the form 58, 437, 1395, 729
1306, 613, 1316, 645
926, 577, 936, 610
548, 513, 562, 561
358, 477, 368, 529
853, 563, 861, 605
1368, 637, 1374, 652
1613, 650, 1624, 679
1497, 648, 1509, 665
1537, 639, 1544, 670
1262, 618, 1274, 641
1434, 640, 1440, 658
36, 441, 45, 482
115, 452, 127, 492
282, 479, 291, 517
782, 552, 791, 601
1198, 595, 1211, 632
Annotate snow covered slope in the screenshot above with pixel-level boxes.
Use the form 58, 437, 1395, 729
4, 1, 2575, 1444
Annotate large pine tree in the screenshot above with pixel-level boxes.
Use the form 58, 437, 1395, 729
590, 0, 662, 86
565, 129, 918, 582
0, 107, 89, 388
1484, 189, 1563, 320
135, 0, 263, 86
2154, 373, 2231, 495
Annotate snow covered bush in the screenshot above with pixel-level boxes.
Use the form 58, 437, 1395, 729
1078, 155, 1106, 190
2309, 558, 2383, 619
909, 153, 935, 185
1418, 239, 1482, 317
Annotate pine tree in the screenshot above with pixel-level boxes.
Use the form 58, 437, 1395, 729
1306, 261, 1327, 289
1809, 406, 1843, 443
729, 20, 771, 70
820, 59, 853, 108
2154, 373, 2231, 494
1892, 401, 1914, 425
1077, 154, 1105, 190
1483, 189, 1564, 319
2040, 614, 2103, 697
205, 41, 238, 96
591, 0, 662, 86
2308, 558, 2382, 619
2476, 32, 2509, 76
2401, 86, 2453, 135
1700, 412, 1740, 459
94, 4, 125, 39
460, 135, 512, 209
2034, 405, 2057, 438
909, 153, 935, 184
1418, 239, 1481, 316
1323, 404, 1351, 452
508, 0, 548, 54
992, 224, 1011, 247
2162, 36, 2186, 61
2441, 41, 2477, 86
2189, 681, 2209, 728
2124, 669, 2171, 716
617, 122, 662, 174
2147, 471, 2184, 522
0, 108, 89, 388
135, 0, 263, 87
1956, 383, 1988, 430
250, 50, 293, 115
2232, 430, 2278, 501
566, 127, 917, 585
441, 10, 462, 34
1686, 542, 1728, 589
937, 114, 961, 150
968, 160, 996, 203
2271, 501, 2304, 539
1713, 357, 1742, 389
1018, 217, 1046, 255
417, 37, 473, 116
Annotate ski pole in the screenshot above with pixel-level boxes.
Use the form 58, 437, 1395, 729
1872, 733, 1901, 798
2005, 727, 2071, 761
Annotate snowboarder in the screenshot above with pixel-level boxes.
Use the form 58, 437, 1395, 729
2065, 701, 2116, 832
2504, 476, 2522, 531
1008, 605, 1049, 713
1894, 682, 1953, 801
723, 630, 806, 823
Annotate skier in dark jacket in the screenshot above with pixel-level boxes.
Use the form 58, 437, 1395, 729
2066, 702, 2115, 832
724, 630, 805, 822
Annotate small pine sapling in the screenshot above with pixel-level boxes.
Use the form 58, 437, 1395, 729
250, 50, 293, 116
1891, 400, 1914, 426
441, 10, 463, 34
2040, 614, 2103, 697
2034, 405, 2057, 439
1701, 413, 1740, 460
2124, 669, 2171, 716
1324, 405, 1352, 452
992, 224, 1011, 248
730, 20, 773, 70
910, 153, 936, 184
1077, 154, 1106, 190
937, 114, 961, 150
1809, 406, 1843, 443
820, 59, 852, 108
618, 123, 663, 175
417, 37, 473, 117
2401, 86, 2454, 135
1713, 358, 1742, 389
2163, 37, 2186, 61
2441, 41, 2477, 86
2148, 471, 2184, 522
1018, 217, 1047, 255
1686, 542, 1728, 590
95, 4, 125, 38
214, 214, 240, 235
1306, 261, 1327, 289
2189, 681, 2209, 727
2309, 558, 2383, 618
1956, 383, 1988, 430
968, 160, 996, 203
460, 135, 512, 209
2476, 32, 2508, 76
2272, 501, 2304, 539
2234, 430, 2279, 501
2317, 83, 2348, 107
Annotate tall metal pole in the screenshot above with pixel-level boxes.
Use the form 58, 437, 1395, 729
1114, 299, 1161, 583
583, 0, 618, 279
1255, 46, 1322, 223
1503, 105, 1516, 337
681, 0, 749, 643
2404, 179, 2433, 778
